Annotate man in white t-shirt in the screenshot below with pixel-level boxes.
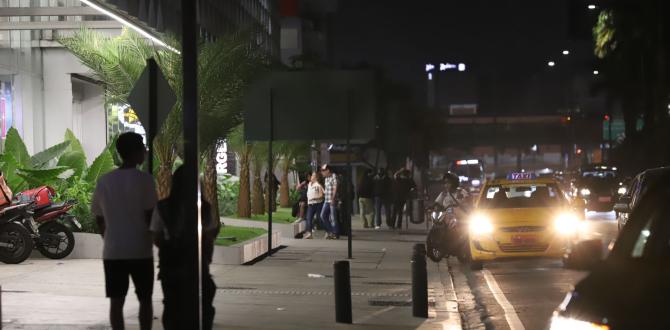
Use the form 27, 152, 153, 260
91, 132, 157, 330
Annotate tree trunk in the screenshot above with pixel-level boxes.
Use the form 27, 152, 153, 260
156, 164, 173, 200
279, 157, 291, 208
237, 144, 252, 218
153, 134, 175, 199
203, 146, 220, 227
251, 161, 265, 215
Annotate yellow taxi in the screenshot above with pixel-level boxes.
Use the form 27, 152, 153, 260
467, 172, 585, 270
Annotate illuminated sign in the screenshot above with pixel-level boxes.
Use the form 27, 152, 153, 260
507, 172, 536, 180
216, 139, 229, 174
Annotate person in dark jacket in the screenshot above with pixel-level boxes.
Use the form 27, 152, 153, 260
391, 168, 416, 229
373, 168, 393, 229
357, 169, 375, 228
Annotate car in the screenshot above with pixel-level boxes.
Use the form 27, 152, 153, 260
574, 165, 620, 212
614, 167, 670, 231
550, 179, 670, 330
467, 172, 585, 270
450, 159, 485, 193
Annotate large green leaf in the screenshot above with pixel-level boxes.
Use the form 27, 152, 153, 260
65, 129, 86, 161
84, 150, 115, 184
5, 127, 30, 168
16, 167, 71, 189
57, 151, 87, 178
106, 134, 122, 166
0, 153, 26, 192
30, 141, 71, 169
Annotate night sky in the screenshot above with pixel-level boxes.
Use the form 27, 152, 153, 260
332, 0, 592, 114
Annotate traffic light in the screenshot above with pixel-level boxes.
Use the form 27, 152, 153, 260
603, 114, 610, 121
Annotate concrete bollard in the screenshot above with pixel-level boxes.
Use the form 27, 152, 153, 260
412, 243, 428, 318
334, 260, 353, 323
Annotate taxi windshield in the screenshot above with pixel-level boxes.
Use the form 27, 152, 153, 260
479, 183, 564, 209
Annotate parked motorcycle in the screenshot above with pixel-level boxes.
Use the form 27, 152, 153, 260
0, 203, 36, 264
425, 204, 469, 263
14, 186, 80, 259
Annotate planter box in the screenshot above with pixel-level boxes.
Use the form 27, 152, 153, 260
222, 218, 306, 238
212, 230, 281, 265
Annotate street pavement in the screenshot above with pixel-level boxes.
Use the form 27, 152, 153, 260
0, 211, 619, 330
0, 216, 459, 329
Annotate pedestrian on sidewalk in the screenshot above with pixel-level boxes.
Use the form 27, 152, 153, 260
151, 166, 220, 330
304, 171, 325, 239
320, 164, 340, 239
391, 168, 416, 229
295, 171, 310, 221
373, 168, 392, 229
357, 168, 375, 228
91, 132, 157, 330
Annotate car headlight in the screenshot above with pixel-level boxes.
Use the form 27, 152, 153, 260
431, 211, 443, 220
617, 187, 627, 195
550, 314, 609, 330
471, 179, 481, 187
580, 188, 591, 197
554, 212, 580, 235
469, 214, 493, 235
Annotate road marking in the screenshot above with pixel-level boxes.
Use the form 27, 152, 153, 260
482, 269, 525, 330
354, 306, 394, 324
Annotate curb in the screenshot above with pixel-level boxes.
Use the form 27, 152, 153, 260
212, 230, 281, 265
222, 217, 306, 238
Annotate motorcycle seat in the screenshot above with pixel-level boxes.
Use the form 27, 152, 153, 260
35, 202, 66, 215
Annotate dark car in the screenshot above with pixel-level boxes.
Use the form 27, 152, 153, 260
574, 165, 620, 212
550, 180, 670, 329
615, 167, 670, 231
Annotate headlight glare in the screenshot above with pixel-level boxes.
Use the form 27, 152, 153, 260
550, 314, 609, 330
580, 188, 591, 197
554, 212, 580, 235
617, 187, 627, 195
469, 214, 493, 235
472, 179, 481, 187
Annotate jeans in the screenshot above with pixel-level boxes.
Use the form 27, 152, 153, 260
374, 197, 392, 227
358, 197, 374, 227
305, 202, 323, 232
320, 202, 339, 235
391, 200, 406, 228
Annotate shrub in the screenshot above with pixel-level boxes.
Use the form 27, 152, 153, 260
218, 174, 239, 217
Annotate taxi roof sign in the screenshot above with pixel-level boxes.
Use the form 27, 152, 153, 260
507, 172, 537, 180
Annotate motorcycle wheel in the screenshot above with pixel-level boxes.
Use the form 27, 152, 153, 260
426, 231, 444, 262
0, 222, 34, 264
37, 222, 75, 259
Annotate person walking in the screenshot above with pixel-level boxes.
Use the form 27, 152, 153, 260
304, 171, 325, 239
320, 164, 340, 239
295, 171, 310, 221
391, 168, 416, 229
91, 132, 157, 330
357, 169, 375, 228
151, 166, 220, 330
373, 168, 392, 229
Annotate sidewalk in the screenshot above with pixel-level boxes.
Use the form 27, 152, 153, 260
0, 216, 461, 329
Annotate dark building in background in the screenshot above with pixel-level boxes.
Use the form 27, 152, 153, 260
278, 0, 338, 68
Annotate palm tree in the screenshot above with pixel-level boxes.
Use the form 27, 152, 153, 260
250, 142, 266, 215
277, 142, 309, 208
60, 28, 267, 219
228, 124, 253, 218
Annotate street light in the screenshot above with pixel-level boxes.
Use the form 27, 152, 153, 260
548, 61, 556, 67
588, 4, 597, 10
562, 50, 570, 55
593, 70, 599, 75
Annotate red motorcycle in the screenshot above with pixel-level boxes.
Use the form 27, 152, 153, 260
14, 186, 80, 259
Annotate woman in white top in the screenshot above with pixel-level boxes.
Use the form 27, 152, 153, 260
304, 172, 325, 239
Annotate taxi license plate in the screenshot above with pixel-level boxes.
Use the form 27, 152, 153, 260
511, 234, 538, 245
598, 196, 612, 202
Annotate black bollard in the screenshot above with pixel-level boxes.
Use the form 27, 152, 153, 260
412, 243, 428, 318
334, 260, 353, 323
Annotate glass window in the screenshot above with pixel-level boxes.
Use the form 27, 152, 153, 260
106, 104, 146, 144
631, 217, 652, 258
479, 183, 564, 209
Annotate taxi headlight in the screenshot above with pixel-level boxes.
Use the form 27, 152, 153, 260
469, 214, 493, 235
471, 179, 481, 187
554, 212, 580, 235
617, 187, 627, 195
550, 314, 609, 330
431, 211, 443, 220
580, 188, 591, 197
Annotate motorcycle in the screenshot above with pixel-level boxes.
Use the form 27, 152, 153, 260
14, 186, 80, 259
0, 202, 36, 264
425, 204, 469, 263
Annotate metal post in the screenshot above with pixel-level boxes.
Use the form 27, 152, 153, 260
147, 59, 157, 175
607, 114, 613, 162
334, 260, 353, 323
181, 0, 201, 328
412, 243, 428, 318
346, 91, 353, 259
268, 89, 274, 256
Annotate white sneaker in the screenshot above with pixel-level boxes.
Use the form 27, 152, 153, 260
374, 226, 381, 230
304, 232, 312, 239
324, 232, 330, 239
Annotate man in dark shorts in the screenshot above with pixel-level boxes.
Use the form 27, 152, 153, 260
92, 132, 157, 330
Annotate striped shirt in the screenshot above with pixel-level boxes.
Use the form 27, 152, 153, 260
324, 175, 338, 203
